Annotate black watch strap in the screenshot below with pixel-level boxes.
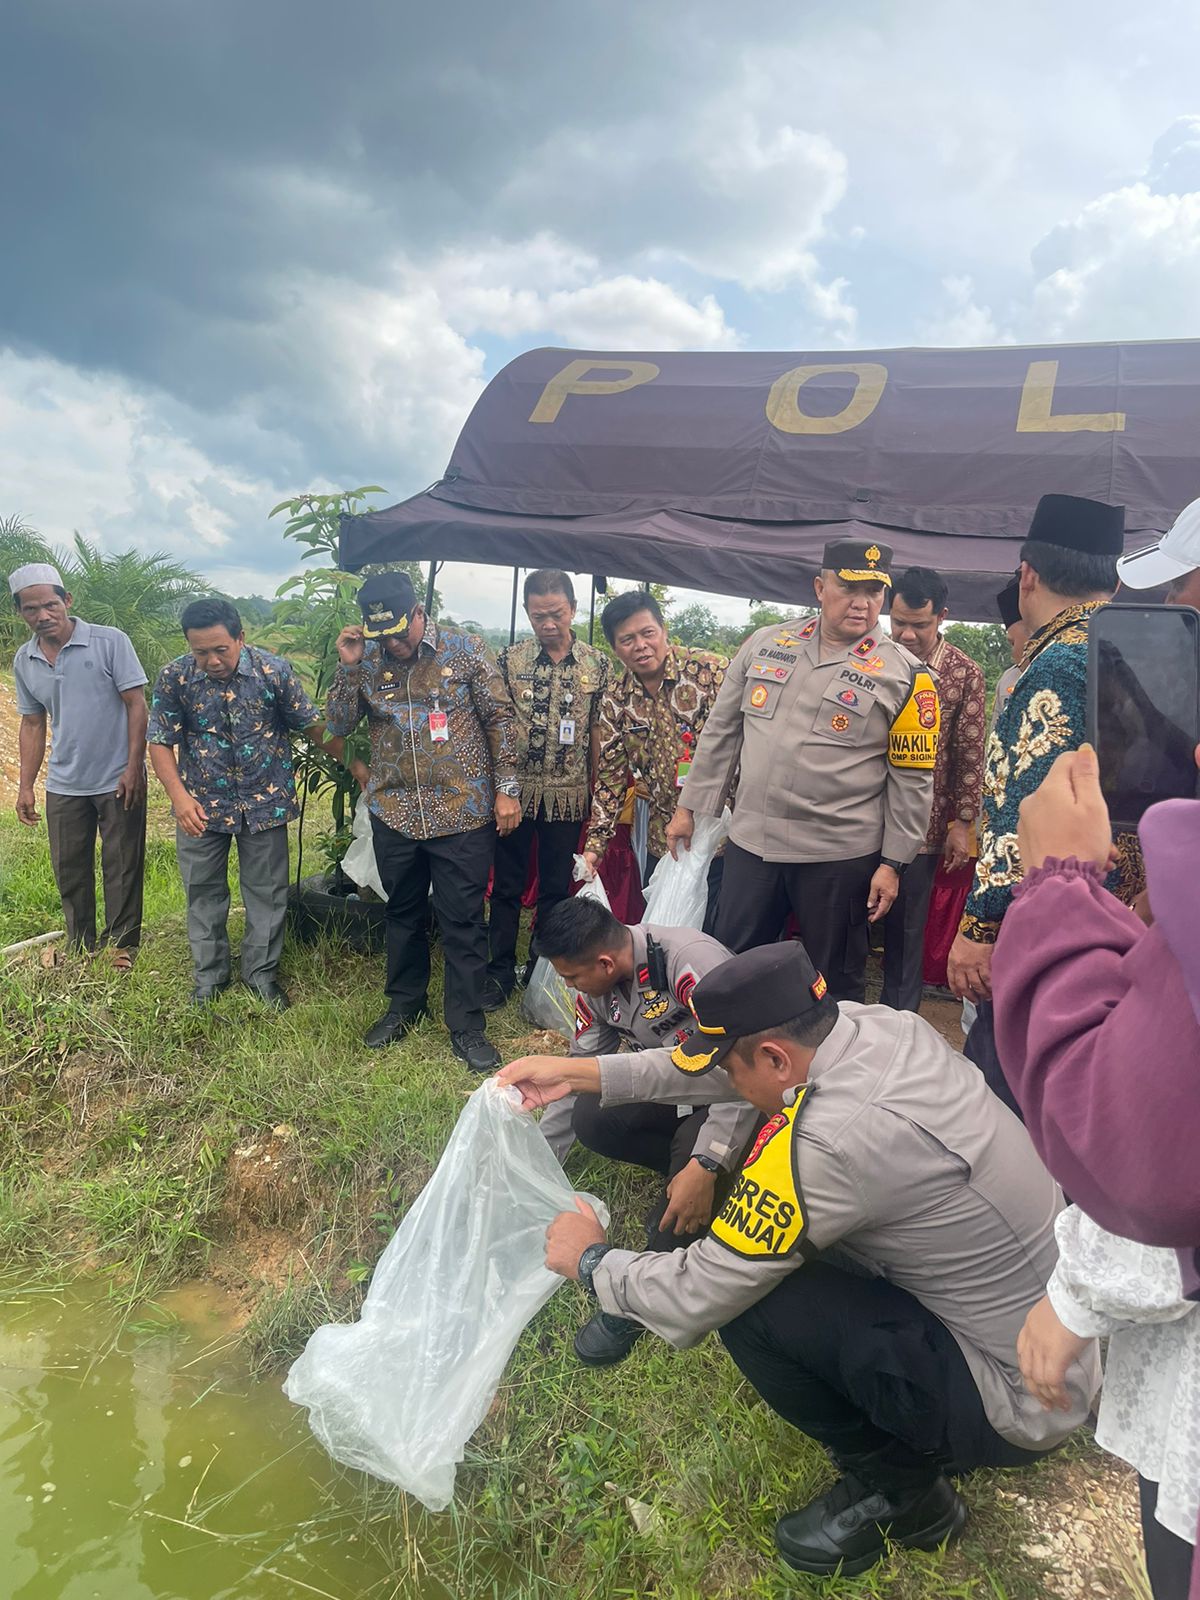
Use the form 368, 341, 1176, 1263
880, 856, 907, 875
692, 1154, 722, 1175
577, 1242, 612, 1298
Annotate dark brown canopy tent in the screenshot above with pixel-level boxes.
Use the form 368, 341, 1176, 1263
339, 339, 1200, 622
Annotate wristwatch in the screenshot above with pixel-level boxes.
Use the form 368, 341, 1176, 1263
496, 778, 521, 799
880, 857, 907, 876
577, 1241, 612, 1298
692, 1154, 722, 1175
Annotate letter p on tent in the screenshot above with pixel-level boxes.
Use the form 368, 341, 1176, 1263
530, 359, 661, 424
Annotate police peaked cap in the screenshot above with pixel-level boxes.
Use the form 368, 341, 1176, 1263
822, 538, 893, 587
1026, 494, 1124, 556
671, 942, 831, 1076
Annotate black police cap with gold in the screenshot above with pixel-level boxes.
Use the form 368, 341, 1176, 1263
671, 941, 831, 1076
358, 571, 418, 638
822, 537, 893, 587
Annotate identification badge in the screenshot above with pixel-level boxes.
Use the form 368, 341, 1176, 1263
429, 710, 449, 742
675, 758, 691, 788
558, 717, 576, 745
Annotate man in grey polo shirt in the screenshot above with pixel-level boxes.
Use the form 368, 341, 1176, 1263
11, 562, 149, 966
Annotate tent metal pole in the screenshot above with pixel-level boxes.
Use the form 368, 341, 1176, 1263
509, 567, 519, 644
588, 576, 596, 644
424, 560, 438, 615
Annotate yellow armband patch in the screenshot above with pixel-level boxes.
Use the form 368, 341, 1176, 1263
888, 669, 940, 771
709, 1089, 811, 1259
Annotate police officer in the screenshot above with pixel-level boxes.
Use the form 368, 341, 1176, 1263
513, 894, 758, 1367
667, 538, 939, 1001
497, 942, 1097, 1580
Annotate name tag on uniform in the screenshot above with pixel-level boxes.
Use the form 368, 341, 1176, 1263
429, 710, 449, 743
558, 717, 576, 745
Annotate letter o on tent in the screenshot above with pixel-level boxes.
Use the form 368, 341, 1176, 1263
766, 363, 889, 436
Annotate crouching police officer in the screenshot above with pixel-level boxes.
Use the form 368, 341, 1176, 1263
519, 896, 759, 1367
497, 943, 1097, 1580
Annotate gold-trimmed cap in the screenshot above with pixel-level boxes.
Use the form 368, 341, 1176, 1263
822, 537, 893, 587
358, 571, 418, 638
670, 942, 831, 1076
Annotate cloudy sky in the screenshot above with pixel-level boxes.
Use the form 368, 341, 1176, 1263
3, 0, 1200, 624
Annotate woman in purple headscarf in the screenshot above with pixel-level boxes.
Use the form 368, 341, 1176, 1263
992, 744, 1200, 1600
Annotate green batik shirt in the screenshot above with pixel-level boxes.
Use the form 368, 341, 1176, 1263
960, 602, 1144, 944
496, 635, 610, 822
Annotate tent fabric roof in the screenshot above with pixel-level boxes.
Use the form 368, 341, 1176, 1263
340, 340, 1200, 621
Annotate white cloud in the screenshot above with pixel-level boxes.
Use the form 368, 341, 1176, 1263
920, 276, 1005, 347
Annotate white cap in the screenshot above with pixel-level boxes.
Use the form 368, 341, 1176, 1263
1117, 497, 1200, 590
8, 562, 65, 597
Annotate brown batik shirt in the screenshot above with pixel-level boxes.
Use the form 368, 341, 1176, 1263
497, 634, 610, 823
923, 635, 987, 853
585, 645, 728, 862
325, 621, 517, 840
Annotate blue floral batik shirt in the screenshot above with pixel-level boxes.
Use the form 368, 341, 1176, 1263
147, 645, 319, 833
960, 602, 1143, 943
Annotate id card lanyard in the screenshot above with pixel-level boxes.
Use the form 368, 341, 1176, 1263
676, 728, 695, 788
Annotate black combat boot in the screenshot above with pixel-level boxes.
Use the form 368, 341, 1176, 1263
775, 1442, 968, 1576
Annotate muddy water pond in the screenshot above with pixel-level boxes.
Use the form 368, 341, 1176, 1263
0, 1280, 469, 1599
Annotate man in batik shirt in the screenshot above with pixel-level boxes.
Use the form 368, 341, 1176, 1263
326, 571, 520, 1072
881, 567, 986, 1013
488, 570, 610, 1004
148, 597, 328, 1011
947, 494, 1143, 1109
583, 590, 727, 882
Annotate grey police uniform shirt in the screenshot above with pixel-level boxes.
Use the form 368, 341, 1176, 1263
680, 616, 937, 865
13, 620, 148, 795
571, 923, 759, 1171
592, 1004, 1100, 1452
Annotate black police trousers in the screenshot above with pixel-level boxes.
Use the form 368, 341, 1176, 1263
571, 1096, 721, 1252
878, 850, 940, 1013
715, 842, 878, 1002
720, 1261, 1048, 1475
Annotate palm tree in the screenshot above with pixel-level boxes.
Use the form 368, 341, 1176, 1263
1, 520, 204, 676
64, 534, 203, 679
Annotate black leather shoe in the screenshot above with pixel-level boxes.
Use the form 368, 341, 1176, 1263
775, 1455, 968, 1577
243, 978, 291, 1011
482, 979, 512, 1013
573, 1311, 645, 1367
363, 1008, 428, 1048
450, 1031, 501, 1073
191, 980, 230, 1006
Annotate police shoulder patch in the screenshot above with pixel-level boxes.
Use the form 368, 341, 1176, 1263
574, 996, 594, 1038
888, 669, 940, 771
709, 1088, 812, 1259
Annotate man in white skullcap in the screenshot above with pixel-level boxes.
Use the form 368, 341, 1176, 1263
10, 561, 149, 967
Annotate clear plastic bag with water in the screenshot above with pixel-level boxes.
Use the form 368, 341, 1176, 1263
641, 810, 730, 929
521, 856, 612, 1037
285, 1078, 607, 1511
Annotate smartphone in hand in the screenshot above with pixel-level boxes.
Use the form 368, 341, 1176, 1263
1087, 603, 1200, 828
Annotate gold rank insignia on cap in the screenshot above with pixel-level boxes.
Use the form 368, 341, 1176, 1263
823, 536, 894, 588
363, 603, 410, 640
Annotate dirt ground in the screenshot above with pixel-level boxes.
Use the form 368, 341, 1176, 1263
0, 675, 30, 810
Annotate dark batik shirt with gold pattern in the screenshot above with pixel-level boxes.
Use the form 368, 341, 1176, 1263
586, 645, 728, 862
960, 602, 1144, 944
325, 622, 518, 841
147, 644, 318, 834
497, 634, 610, 822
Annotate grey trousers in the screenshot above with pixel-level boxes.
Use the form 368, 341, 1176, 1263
175, 821, 290, 986
45, 789, 147, 951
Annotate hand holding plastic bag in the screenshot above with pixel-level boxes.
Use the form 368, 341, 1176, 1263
641, 810, 730, 929
285, 1078, 608, 1510
340, 794, 386, 900
521, 856, 612, 1037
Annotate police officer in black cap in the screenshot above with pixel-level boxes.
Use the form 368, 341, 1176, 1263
667, 537, 940, 1001
326, 571, 521, 1071
499, 941, 1096, 1580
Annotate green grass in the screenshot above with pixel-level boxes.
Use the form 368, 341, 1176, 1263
0, 807, 1132, 1598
